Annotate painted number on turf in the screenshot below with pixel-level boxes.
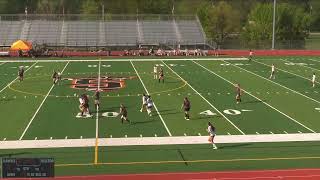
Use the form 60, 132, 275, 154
102, 112, 119, 117
223, 109, 241, 115
220, 63, 249, 66
102, 65, 111, 68
155, 64, 164, 67
168, 64, 185, 67
315, 108, 320, 112
88, 65, 98, 68
200, 109, 252, 116
284, 62, 314, 66
199, 110, 217, 116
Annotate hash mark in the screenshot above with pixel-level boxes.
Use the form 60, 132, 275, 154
256, 132, 260, 134
154, 134, 157, 137
50, 137, 53, 140
125, 135, 128, 138
3, 138, 6, 141
298, 131, 302, 133
198, 133, 201, 136
80, 136, 83, 139
34, 137, 37, 140
140, 134, 143, 138
227, 132, 231, 135
284, 131, 288, 134
65, 136, 68, 139
184, 133, 187, 136
110, 135, 112, 138
270, 131, 274, 134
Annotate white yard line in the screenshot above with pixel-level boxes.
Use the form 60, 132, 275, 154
162, 60, 245, 135
0, 62, 38, 94
252, 60, 320, 105
130, 61, 172, 136
257, 59, 320, 85
19, 61, 70, 140
1, 133, 320, 149
193, 60, 316, 133
0, 58, 247, 63
280, 59, 320, 73
0, 62, 6, 66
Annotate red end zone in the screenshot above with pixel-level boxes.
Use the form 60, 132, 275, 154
4, 168, 320, 180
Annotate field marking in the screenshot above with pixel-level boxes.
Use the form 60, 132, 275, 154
130, 61, 172, 136
19, 61, 70, 140
252, 59, 320, 104
0, 62, 38, 94
0, 62, 6, 66
55, 156, 320, 167
0, 58, 247, 63
94, 61, 101, 164
193, 60, 316, 133
162, 60, 245, 135
280, 59, 320, 74
2, 133, 320, 149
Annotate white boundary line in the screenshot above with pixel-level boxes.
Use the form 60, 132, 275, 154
130, 60, 172, 136
252, 59, 320, 104
279, 58, 320, 83
2, 133, 320, 149
193, 60, 316, 133
19, 61, 70, 140
162, 60, 245, 135
0, 62, 6, 66
0, 57, 247, 63
0, 62, 38, 94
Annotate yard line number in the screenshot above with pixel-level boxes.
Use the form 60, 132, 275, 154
200, 109, 253, 116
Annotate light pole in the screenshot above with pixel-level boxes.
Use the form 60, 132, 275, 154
272, 0, 276, 50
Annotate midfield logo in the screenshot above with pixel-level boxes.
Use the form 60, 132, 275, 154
64, 76, 137, 92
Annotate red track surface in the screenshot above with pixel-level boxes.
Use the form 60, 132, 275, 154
4, 168, 320, 180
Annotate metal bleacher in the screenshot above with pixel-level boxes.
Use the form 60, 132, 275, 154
0, 15, 206, 47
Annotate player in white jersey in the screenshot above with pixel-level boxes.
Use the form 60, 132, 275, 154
140, 93, 148, 112
153, 65, 158, 79
312, 73, 316, 88
146, 95, 154, 116
269, 64, 275, 79
207, 122, 217, 149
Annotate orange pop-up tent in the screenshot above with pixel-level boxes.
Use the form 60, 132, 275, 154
10, 40, 32, 51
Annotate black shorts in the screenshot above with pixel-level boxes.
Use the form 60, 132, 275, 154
184, 107, 190, 112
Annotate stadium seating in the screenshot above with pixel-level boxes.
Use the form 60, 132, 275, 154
0, 18, 206, 47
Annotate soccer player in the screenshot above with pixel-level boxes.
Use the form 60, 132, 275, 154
94, 89, 100, 111
119, 104, 130, 124
57, 70, 62, 82
80, 94, 91, 117
52, 70, 58, 84
146, 95, 154, 116
158, 67, 164, 83
207, 122, 218, 150
249, 49, 253, 62
312, 72, 316, 88
269, 64, 275, 79
18, 66, 24, 82
235, 83, 242, 104
140, 93, 148, 112
153, 65, 158, 79
181, 97, 191, 120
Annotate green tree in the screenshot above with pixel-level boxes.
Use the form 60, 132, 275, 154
197, 1, 240, 45
241, 3, 311, 48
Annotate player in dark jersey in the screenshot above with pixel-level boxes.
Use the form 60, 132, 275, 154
119, 104, 130, 124
18, 66, 25, 82
94, 89, 100, 111
81, 94, 91, 116
235, 84, 242, 104
52, 70, 58, 84
158, 67, 164, 83
181, 97, 191, 120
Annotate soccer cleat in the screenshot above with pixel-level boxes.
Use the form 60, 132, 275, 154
213, 147, 218, 150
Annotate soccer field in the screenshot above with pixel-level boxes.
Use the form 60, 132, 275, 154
1, 57, 320, 141
1, 56, 320, 176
